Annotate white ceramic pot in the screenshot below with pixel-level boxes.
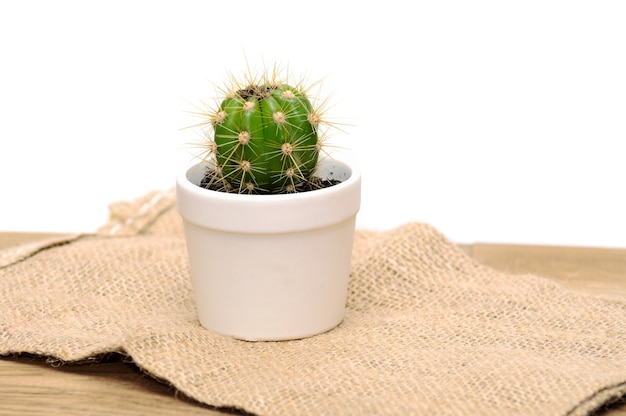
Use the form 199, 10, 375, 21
176, 158, 361, 341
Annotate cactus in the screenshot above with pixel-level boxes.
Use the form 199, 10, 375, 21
199, 69, 330, 194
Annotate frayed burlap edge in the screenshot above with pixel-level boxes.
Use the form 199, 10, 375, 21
97, 189, 177, 237
0, 189, 176, 268
0, 234, 83, 268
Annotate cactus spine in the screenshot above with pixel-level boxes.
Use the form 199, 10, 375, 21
201, 70, 328, 194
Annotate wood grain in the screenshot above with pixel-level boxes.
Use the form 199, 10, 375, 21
2, 233, 625, 415
461, 243, 626, 297
0, 354, 224, 415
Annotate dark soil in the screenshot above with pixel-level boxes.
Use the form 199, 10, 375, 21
199, 169, 341, 194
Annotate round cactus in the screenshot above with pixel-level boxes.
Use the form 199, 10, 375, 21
199, 70, 330, 194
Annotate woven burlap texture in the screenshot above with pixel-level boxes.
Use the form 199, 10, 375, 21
2, 190, 626, 416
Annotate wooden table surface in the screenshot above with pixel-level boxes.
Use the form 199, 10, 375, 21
1, 232, 625, 415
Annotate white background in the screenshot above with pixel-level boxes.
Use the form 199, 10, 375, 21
1, 1, 625, 247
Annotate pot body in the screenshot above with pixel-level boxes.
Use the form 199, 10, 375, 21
176, 158, 361, 341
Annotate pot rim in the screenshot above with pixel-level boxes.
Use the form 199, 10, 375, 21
176, 156, 361, 234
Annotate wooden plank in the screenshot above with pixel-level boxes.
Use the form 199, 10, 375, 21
2, 233, 626, 415
466, 243, 626, 296
0, 232, 66, 250
0, 355, 225, 415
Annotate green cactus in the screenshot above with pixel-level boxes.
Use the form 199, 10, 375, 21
201, 71, 328, 194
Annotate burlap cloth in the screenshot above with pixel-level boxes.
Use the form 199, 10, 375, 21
2, 190, 626, 416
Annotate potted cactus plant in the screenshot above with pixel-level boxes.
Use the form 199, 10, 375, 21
176, 67, 361, 341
